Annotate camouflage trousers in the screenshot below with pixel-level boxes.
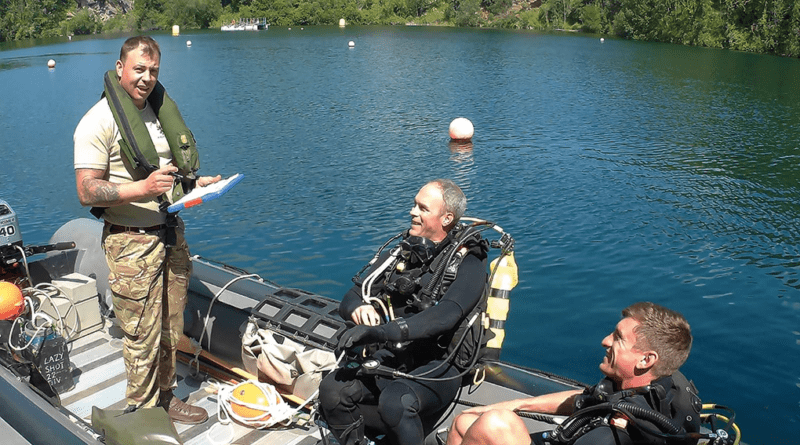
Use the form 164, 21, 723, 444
102, 222, 192, 408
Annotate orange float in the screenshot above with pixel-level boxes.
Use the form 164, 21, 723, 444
0, 281, 24, 320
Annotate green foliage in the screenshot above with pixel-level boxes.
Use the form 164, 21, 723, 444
448, 0, 483, 27
0, 0, 70, 41
483, 0, 512, 15
580, 4, 602, 33
66, 9, 102, 36
160, 0, 222, 29
2, 0, 800, 58
518, 8, 544, 29
133, 0, 165, 30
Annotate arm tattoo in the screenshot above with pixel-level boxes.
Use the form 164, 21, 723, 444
81, 176, 122, 206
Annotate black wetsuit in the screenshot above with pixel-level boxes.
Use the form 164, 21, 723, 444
319, 235, 488, 445
533, 373, 701, 445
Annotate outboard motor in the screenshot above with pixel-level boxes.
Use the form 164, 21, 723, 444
0, 199, 24, 278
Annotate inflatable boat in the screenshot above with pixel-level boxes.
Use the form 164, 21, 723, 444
0, 211, 741, 445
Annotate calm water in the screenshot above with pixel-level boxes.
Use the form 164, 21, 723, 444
2, 26, 799, 443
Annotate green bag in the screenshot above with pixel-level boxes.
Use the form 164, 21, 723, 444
91, 406, 183, 445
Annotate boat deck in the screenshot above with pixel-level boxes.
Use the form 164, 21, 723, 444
61, 321, 325, 445
57, 318, 572, 445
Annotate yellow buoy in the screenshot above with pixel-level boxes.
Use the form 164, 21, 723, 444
339, 18, 346, 27
230, 382, 281, 421
172, 25, 180, 36
449, 117, 474, 141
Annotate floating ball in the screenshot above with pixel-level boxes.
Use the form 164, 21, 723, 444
348, 41, 355, 48
449, 117, 474, 141
600, 38, 605, 43
0, 281, 24, 321
186, 40, 192, 47
47, 59, 56, 68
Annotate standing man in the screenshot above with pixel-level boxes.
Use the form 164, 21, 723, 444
319, 179, 489, 445
446, 302, 701, 445
74, 35, 219, 424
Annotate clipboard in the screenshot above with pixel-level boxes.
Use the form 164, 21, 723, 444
167, 173, 244, 213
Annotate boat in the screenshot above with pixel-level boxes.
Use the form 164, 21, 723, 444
221, 19, 268, 31
0, 208, 741, 444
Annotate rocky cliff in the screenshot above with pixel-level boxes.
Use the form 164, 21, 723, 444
76, 0, 133, 21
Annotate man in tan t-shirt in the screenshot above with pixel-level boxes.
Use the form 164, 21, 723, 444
74, 35, 219, 425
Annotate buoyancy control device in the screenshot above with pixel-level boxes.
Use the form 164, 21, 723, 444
539, 372, 744, 445
350, 217, 516, 383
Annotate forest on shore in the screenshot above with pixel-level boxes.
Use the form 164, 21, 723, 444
2, 0, 800, 58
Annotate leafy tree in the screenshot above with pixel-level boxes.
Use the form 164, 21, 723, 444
449, 0, 482, 27
67, 9, 102, 36
160, 0, 222, 28
580, 3, 602, 32
133, 0, 165, 30
482, 0, 512, 15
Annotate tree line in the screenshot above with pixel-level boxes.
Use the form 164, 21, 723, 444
2, 0, 799, 57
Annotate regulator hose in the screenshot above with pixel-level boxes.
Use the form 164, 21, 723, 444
552, 400, 682, 443
552, 404, 614, 443
615, 401, 682, 434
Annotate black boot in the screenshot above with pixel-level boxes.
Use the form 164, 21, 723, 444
325, 415, 367, 445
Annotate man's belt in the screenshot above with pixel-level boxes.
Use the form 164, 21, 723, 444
105, 221, 167, 234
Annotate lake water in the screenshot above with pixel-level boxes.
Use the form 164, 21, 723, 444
2, 26, 798, 443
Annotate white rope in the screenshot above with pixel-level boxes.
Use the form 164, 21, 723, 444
7, 298, 53, 352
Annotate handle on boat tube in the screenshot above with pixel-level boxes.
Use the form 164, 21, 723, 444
25, 241, 76, 255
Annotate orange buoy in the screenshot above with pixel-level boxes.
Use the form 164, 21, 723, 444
0, 281, 24, 320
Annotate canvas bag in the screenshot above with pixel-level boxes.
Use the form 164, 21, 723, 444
241, 319, 336, 400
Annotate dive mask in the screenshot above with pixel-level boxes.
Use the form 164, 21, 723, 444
398, 235, 437, 266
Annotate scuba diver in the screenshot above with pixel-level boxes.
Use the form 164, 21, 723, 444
319, 179, 490, 445
447, 302, 704, 445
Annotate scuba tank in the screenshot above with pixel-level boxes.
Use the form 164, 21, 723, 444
484, 251, 518, 361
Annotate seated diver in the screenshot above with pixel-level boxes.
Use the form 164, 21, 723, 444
319, 179, 489, 445
447, 302, 702, 445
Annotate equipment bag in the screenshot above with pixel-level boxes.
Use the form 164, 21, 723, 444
91, 406, 182, 445
241, 319, 337, 400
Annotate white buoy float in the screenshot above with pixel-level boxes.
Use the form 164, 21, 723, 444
339, 18, 346, 27
449, 117, 474, 142
600, 38, 605, 43
47, 59, 56, 68
186, 40, 192, 47
348, 41, 355, 48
